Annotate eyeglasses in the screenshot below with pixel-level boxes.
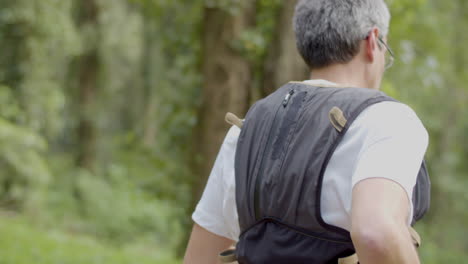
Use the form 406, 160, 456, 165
365, 33, 395, 70
377, 36, 395, 70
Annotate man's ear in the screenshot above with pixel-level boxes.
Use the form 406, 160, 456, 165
365, 27, 380, 63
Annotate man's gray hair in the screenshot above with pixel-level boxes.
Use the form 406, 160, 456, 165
294, 0, 391, 69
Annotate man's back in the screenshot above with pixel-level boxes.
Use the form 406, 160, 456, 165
191, 80, 428, 244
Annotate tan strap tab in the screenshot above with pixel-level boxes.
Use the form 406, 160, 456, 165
225, 112, 243, 129
409, 226, 421, 247
338, 253, 359, 264
219, 248, 237, 263
329, 106, 347, 132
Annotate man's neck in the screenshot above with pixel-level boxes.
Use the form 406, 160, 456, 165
310, 63, 370, 89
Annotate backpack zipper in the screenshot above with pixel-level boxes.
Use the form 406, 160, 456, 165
254, 89, 295, 219
282, 89, 295, 107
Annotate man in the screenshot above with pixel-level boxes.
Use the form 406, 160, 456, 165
185, 0, 429, 263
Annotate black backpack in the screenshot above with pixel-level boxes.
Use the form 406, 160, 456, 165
222, 82, 430, 264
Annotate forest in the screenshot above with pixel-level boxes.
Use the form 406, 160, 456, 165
0, 0, 466, 263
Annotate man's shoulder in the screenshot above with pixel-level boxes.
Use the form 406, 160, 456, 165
351, 101, 428, 145
358, 101, 424, 126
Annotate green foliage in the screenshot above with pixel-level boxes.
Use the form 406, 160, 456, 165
42, 146, 187, 254
0, 0, 193, 257
0, 215, 179, 264
0, 85, 50, 211
75, 170, 182, 246
384, 0, 468, 258
0, 0, 79, 137
204, 0, 244, 15
417, 223, 467, 263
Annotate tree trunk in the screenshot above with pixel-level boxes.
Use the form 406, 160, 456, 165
76, 0, 99, 172
262, 0, 309, 96
431, 0, 467, 216
180, 2, 256, 255
191, 1, 256, 214
141, 17, 160, 148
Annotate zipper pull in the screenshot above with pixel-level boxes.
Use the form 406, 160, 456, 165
282, 89, 295, 107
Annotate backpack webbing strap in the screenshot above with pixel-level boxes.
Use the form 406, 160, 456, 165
329, 106, 347, 132
225, 112, 243, 129
219, 248, 237, 263
409, 226, 421, 247
338, 253, 359, 264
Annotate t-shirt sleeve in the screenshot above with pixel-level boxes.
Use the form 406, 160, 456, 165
192, 126, 240, 240
351, 102, 429, 225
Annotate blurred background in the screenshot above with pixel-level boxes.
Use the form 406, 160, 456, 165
0, 0, 466, 263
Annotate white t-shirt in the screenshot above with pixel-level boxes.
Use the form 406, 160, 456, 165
192, 80, 429, 241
